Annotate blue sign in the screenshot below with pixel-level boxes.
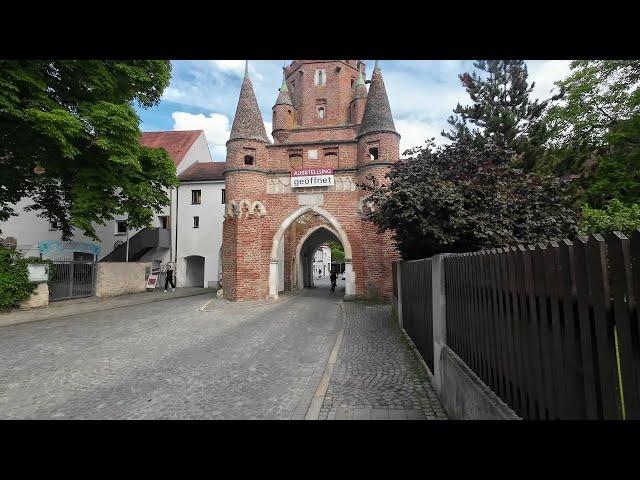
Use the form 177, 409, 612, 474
38, 240, 101, 256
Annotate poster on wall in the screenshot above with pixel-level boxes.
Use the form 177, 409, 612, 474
291, 168, 334, 188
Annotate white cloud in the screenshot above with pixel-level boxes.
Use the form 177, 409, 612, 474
396, 118, 450, 157
211, 60, 264, 81
527, 60, 573, 101
171, 111, 231, 161
170, 111, 274, 161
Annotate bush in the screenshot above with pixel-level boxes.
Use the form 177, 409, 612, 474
580, 199, 640, 236
0, 247, 37, 311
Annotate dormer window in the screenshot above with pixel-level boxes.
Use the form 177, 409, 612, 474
314, 69, 326, 86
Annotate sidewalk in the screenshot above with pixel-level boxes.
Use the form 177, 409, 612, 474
310, 301, 447, 420
0, 288, 216, 328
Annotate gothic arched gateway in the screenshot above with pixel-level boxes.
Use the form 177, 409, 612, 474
221, 60, 400, 301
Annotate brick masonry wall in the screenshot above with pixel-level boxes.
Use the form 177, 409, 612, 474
95, 262, 150, 297
222, 60, 399, 301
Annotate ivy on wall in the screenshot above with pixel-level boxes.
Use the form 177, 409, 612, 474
0, 247, 53, 311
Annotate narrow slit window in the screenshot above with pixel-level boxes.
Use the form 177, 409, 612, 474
193, 216, 200, 228
221, 188, 226, 204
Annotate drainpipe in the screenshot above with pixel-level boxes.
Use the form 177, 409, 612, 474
175, 186, 179, 280
125, 225, 130, 262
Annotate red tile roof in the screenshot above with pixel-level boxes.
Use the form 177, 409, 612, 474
178, 162, 227, 182
140, 130, 203, 166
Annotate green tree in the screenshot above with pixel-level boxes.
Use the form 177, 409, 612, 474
579, 199, 640, 236
327, 241, 344, 262
362, 140, 578, 260
540, 60, 640, 207
443, 60, 556, 170
0, 60, 177, 240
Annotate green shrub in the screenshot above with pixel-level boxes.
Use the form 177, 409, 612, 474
579, 199, 640, 236
0, 247, 37, 311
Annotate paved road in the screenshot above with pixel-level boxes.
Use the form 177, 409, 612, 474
0, 284, 343, 419
0, 277, 445, 420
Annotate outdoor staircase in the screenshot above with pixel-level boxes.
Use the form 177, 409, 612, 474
99, 227, 170, 262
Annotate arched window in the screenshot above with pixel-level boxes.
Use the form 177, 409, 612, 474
315, 69, 326, 86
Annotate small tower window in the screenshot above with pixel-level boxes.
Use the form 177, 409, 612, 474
314, 69, 326, 86
244, 155, 254, 165
369, 147, 379, 161
243, 147, 256, 166
291, 80, 295, 92
351, 78, 355, 87
316, 99, 327, 119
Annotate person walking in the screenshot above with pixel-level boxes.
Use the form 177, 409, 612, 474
330, 271, 337, 294
164, 262, 176, 293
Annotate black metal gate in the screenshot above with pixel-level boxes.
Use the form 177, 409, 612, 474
49, 260, 96, 301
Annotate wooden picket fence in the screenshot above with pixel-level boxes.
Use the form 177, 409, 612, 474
399, 258, 434, 372
395, 231, 640, 420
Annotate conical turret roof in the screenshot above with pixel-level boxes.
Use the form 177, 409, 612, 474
229, 62, 270, 143
275, 68, 293, 106
357, 62, 397, 137
352, 63, 367, 100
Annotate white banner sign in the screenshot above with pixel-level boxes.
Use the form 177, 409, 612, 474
291, 168, 334, 188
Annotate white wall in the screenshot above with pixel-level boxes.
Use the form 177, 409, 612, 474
0, 131, 213, 265
175, 179, 225, 288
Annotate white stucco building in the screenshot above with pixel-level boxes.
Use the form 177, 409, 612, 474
0, 130, 225, 290
174, 162, 226, 288
312, 245, 332, 278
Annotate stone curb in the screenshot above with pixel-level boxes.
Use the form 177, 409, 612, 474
304, 301, 346, 420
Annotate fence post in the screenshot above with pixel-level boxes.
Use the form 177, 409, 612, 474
396, 260, 403, 328
432, 254, 447, 394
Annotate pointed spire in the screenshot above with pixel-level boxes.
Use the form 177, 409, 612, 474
355, 63, 365, 87
352, 63, 367, 100
358, 64, 397, 138
275, 67, 293, 106
229, 65, 270, 143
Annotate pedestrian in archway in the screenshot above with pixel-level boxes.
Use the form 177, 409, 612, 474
164, 262, 176, 293
330, 270, 337, 294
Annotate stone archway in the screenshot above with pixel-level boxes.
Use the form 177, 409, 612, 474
295, 225, 341, 290
269, 205, 354, 299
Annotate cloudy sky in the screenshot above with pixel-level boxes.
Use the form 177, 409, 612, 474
136, 60, 573, 161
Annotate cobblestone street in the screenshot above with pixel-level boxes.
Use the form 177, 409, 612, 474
0, 279, 445, 420
318, 302, 447, 420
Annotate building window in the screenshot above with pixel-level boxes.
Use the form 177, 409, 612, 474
243, 147, 256, 166
316, 100, 327, 119
116, 220, 127, 235
192, 190, 201, 204
193, 216, 200, 229
291, 80, 295, 92
351, 78, 355, 87
369, 146, 379, 161
314, 69, 326, 86
221, 189, 226, 204
244, 155, 255, 165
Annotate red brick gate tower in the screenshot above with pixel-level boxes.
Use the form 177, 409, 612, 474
222, 60, 400, 301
